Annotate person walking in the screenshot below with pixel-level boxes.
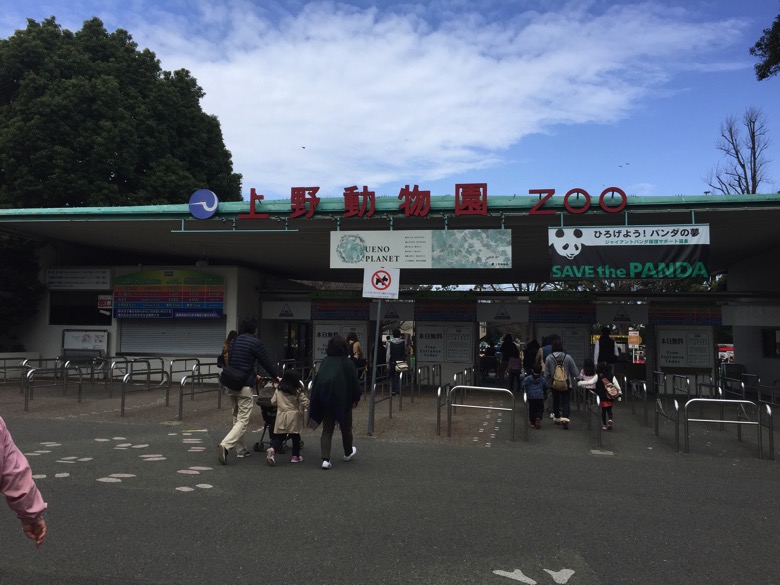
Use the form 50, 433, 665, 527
577, 358, 597, 402
522, 364, 548, 429
594, 326, 619, 364
267, 370, 309, 465
308, 335, 362, 470
386, 329, 407, 396
1, 416, 47, 547
346, 331, 366, 380
218, 329, 237, 368
544, 338, 579, 430
218, 317, 280, 465
499, 333, 522, 392
595, 362, 622, 431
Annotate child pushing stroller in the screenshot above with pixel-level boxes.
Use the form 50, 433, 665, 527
266, 371, 309, 466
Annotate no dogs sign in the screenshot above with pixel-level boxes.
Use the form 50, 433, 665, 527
362, 267, 400, 300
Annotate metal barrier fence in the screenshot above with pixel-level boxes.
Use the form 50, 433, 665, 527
23, 365, 84, 411
120, 363, 171, 417
178, 372, 223, 420
168, 358, 203, 396
446, 384, 517, 442
655, 394, 681, 452
0, 358, 28, 385
684, 398, 774, 460
585, 389, 603, 448
629, 379, 649, 426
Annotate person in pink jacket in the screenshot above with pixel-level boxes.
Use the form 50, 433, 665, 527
1, 416, 47, 547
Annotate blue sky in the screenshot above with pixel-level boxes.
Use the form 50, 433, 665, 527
2, 0, 779, 200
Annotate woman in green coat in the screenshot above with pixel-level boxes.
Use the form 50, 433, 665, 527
308, 335, 363, 469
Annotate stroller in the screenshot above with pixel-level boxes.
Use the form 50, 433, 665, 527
252, 379, 304, 454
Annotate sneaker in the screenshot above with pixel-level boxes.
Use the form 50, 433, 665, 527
217, 444, 228, 465
291, 455, 303, 463
607, 420, 614, 431
344, 446, 357, 462
236, 450, 252, 458
561, 418, 569, 430
554, 418, 561, 425
321, 460, 332, 470
266, 447, 275, 466
534, 418, 541, 429
549, 412, 555, 419
602, 424, 608, 430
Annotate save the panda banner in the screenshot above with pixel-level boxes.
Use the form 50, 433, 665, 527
548, 224, 710, 280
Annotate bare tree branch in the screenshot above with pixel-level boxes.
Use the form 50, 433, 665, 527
706, 107, 772, 194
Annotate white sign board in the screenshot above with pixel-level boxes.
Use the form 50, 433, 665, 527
658, 328, 712, 368
416, 322, 474, 363
46, 268, 112, 290
262, 301, 312, 320
362, 267, 400, 300
596, 303, 648, 325
62, 330, 109, 352
312, 322, 367, 360
332, 229, 511, 269
476, 302, 529, 323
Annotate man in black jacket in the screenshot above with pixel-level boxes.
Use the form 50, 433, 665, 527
218, 317, 279, 465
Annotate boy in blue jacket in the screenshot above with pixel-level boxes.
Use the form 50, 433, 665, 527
522, 364, 548, 429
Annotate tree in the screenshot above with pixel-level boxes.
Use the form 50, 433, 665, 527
705, 107, 772, 195
0, 17, 242, 208
750, 13, 780, 81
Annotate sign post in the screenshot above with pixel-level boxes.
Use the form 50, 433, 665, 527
362, 267, 400, 435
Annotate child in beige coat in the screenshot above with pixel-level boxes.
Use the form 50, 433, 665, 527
267, 371, 309, 465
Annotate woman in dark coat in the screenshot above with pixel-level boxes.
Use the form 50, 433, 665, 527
308, 335, 363, 469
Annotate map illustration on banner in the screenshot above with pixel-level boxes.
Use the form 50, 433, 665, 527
548, 224, 710, 280
331, 229, 511, 269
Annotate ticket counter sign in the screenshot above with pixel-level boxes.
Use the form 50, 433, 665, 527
658, 328, 712, 368
113, 270, 224, 318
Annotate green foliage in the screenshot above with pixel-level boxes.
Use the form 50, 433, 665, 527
750, 13, 780, 81
0, 17, 242, 208
0, 235, 44, 350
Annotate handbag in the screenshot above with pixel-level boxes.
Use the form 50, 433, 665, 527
219, 365, 247, 391
507, 356, 521, 372
395, 361, 409, 372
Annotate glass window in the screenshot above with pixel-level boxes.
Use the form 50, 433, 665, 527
50, 291, 112, 326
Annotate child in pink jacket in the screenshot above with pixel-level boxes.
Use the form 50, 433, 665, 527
1, 416, 47, 547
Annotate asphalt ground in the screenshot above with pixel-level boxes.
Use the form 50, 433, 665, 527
0, 379, 777, 585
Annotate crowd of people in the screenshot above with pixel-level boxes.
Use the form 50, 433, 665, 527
218, 320, 362, 470
489, 327, 623, 431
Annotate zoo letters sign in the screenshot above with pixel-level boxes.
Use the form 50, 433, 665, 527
548, 225, 710, 280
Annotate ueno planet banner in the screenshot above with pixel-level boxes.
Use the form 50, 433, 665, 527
548, 225, 710, 280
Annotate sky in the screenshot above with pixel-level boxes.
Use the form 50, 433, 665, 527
1, 0, 779, 200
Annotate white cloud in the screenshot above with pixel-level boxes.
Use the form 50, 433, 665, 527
3, 0, 751, 198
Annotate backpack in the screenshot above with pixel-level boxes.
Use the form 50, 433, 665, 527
602, 377, 620, 400
551, 355, 569, 391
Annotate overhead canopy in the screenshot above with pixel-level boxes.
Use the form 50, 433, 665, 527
0, 193, 779, 288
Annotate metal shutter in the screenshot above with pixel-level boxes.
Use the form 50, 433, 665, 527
119, 319, 226, 356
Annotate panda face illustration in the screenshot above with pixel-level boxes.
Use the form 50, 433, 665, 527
552, 228, 584, 259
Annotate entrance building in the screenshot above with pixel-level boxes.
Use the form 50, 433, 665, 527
1, 192, 779, 388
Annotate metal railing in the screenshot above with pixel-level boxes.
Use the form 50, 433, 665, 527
0, 359, 31, 387
168, 358, 202, 393
178, 371, 223, 420
447, 384, 516, 442
655, 393, 681, 452
684, 398, 774, 460
120, 364, 171, 417
585, 389, 603, 448
629, 379, 649, 426
23, 365, 83, 411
